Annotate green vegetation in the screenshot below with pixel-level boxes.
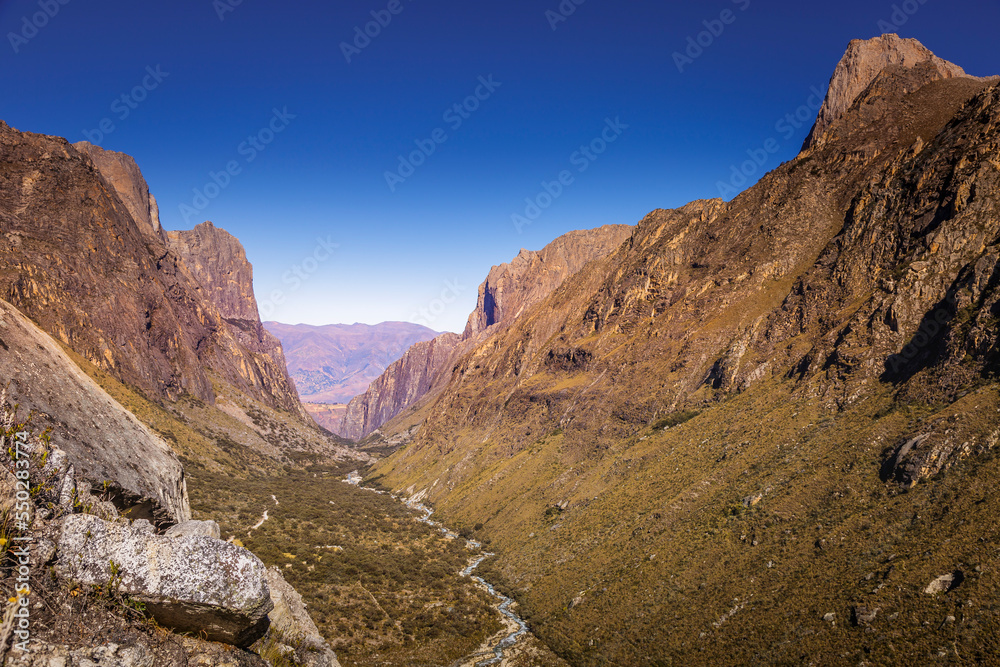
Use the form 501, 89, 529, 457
62, 347, 505, 665
187, 461, 502, 666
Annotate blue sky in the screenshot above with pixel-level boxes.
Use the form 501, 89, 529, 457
2, 0, 997, 332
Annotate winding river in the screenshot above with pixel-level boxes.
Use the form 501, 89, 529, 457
345, 473, 529, 666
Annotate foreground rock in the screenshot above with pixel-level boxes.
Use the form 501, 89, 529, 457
56, 514, 273, 646
262, 567, 341, 667
7, 637, 269, 667
166, 519, 222, 540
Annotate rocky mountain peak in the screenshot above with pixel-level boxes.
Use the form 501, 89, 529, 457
73, 140, 165, 241
804, 33, 974, 149
463, 225, 633, 340
167, 221, 261, 323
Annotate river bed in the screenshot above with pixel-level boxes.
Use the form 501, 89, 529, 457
345, 473, 529, 666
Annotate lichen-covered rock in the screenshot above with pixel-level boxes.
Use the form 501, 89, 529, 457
56, 514, 273, 647
262, 567, 341, 667
6, 637, 269, 666
166, 519, 222, 540
5, 641, 154, 666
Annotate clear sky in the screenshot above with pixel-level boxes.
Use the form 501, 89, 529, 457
2, 0, 997, 332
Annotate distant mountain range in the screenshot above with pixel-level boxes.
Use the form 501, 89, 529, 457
264, 321, 440, 406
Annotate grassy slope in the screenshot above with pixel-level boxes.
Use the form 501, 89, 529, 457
372, 377, 1000, 665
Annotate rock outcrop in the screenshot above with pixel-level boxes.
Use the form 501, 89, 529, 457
167, 222, 263, 323
335, 224, 632, 440
0, 299, 189, 524
57, 514, 274, 647
463, 225, 633, 338
804, 33, 978, 149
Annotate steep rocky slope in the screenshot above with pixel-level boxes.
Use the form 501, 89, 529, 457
0, 125, 306, 419
265, 321, 439, 405
167, 222, 309, 421
338, 332, 462, 440
0, 298, 188, 524
463, 226, 634, 338
336, 225, 632, 440
367, 36, 1000, 664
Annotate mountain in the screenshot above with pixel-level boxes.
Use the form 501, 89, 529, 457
363, 36, 1000, 664
264, 321, 439, 407
0, 129, 306, 420
334, 224, 633, 440
167, 222, 310, 421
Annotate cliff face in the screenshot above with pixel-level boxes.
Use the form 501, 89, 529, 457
367, 39, 1000, 664
72, 141, 166, 241
167, 222, 309, 420
167, 222, 260, 323
463, 225, 633, 338
0, 123, 306, 420
335, 224, 633, 440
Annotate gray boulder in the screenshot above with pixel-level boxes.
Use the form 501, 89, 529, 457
166, 519, 222, 540
56, 514, 273, 646
262, 567, 341, 667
